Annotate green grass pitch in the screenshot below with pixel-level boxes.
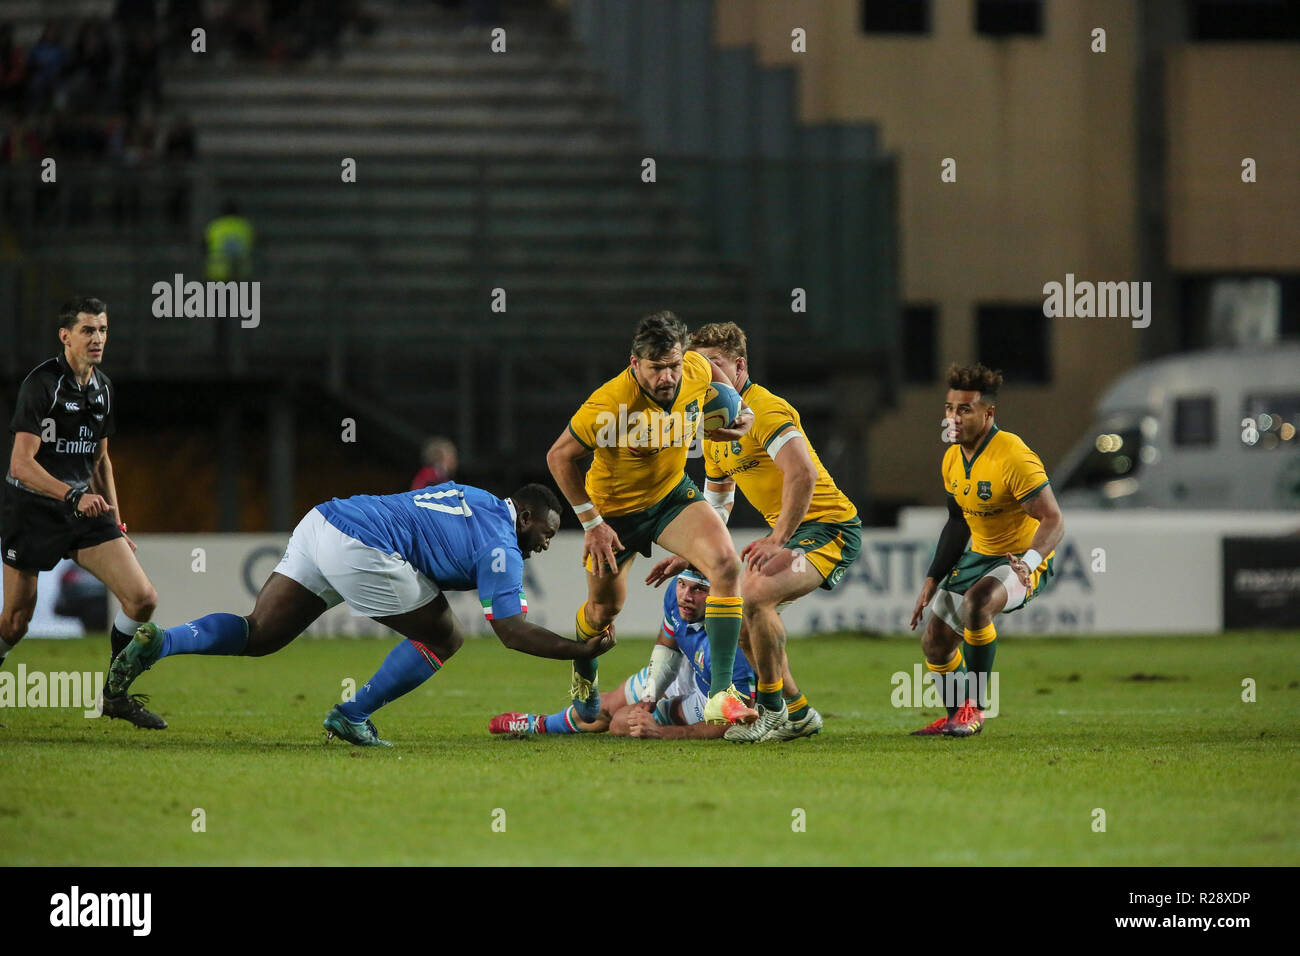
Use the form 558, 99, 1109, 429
2, 632, 1297, 865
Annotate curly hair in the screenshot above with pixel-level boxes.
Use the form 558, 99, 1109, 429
946, 362, 1003, 402
687, 321, 747, 361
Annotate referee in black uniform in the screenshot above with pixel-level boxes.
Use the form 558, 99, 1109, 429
1, 297, 166, 728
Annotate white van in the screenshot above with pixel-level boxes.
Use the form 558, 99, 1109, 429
1056, 346, 1300, 510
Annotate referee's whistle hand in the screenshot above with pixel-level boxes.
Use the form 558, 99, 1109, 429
75, 493, 112, 518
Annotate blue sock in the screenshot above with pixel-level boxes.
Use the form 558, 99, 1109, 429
543, 706, 581, 734
159, 613, 249, 658
572, 690, 602, 722
338, 639, 441, 722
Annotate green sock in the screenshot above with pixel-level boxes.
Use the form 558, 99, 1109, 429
573, 604, 600, 684
705, 596, 743, 694
757, 681, 783, 711
927, 651, 967, 718
785, 693, 810, 720
963, 623, 997, 710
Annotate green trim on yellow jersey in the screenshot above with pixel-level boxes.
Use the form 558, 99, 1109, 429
1016, 478, 1050, 502
703, 379, 857, 527
960, 423, 1000, 479
568, 422, 593, 451
763, 422, 797, 452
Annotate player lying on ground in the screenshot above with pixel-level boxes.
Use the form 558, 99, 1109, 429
645, 322, 856, 742
107, 482, 615, 745
546, 311, 759, 728
908, 363, 1065, 737
491, 567, 817, 740
1, 296, 166, 728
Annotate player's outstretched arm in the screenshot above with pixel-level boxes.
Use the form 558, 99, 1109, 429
490, 614, 615, 661
645, 554, 688, 586
624, 704, 726, 740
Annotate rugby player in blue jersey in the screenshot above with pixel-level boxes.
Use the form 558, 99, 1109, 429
107, 482, 615, 745
491, 567, 817, 740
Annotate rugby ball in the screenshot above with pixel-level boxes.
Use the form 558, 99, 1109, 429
700, 382, 742, 432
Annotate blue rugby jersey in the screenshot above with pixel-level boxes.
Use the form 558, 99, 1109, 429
663, 579, 755, 698
315, 482, 527, 622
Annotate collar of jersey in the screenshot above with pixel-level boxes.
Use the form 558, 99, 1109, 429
630, 367, 680, 412
739, 377, 755, 397
55, 352, 95, 391
960, 423, 999, 478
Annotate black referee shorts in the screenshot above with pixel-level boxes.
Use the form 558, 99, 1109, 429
1, 484, 122, 573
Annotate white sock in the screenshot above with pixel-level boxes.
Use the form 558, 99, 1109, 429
113, 611, 146, 634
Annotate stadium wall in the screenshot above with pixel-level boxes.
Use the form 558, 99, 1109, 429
93, 512, 1300, 639
709, 0, 1299, 509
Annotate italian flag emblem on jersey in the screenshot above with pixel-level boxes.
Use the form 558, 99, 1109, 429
481, 591, 528, 621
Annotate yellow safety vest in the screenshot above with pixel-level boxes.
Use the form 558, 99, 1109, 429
205, 215, 255, 280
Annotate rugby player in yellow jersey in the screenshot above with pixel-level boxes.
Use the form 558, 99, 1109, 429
546, 312, 759, 727
647, 321, 862, 742
908, 363, 1065, 737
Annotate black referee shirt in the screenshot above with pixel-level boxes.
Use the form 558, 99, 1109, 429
7, 353, 116, 489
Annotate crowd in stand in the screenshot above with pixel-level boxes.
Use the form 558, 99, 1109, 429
1, 7, 175, 169
1, 2, 375, 173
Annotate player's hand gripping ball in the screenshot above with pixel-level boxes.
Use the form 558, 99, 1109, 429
701, 382, 742, 432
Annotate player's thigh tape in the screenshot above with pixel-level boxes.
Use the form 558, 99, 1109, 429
929, 588, 964, 633
985, 565, 1028, 611
625, 665, 652, 707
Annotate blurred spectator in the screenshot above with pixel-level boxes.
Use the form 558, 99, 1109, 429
224, 0, 371, 62
204, 199, 256, 280
114, 0, 158, 29
163, 112, 197, 159
112, 114, 155, 224
165, 0, 206, 57
120, 25, 161, 115
411, 438, 459, 489
66, 20, 117, 113
163, 112, 197, 224
229, 0, 270, 58
433, 0, 503, 29
25, 24, 70, 111
1, 112, 44, 163
0, 24, 26, 113
3, 112, 54, 221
